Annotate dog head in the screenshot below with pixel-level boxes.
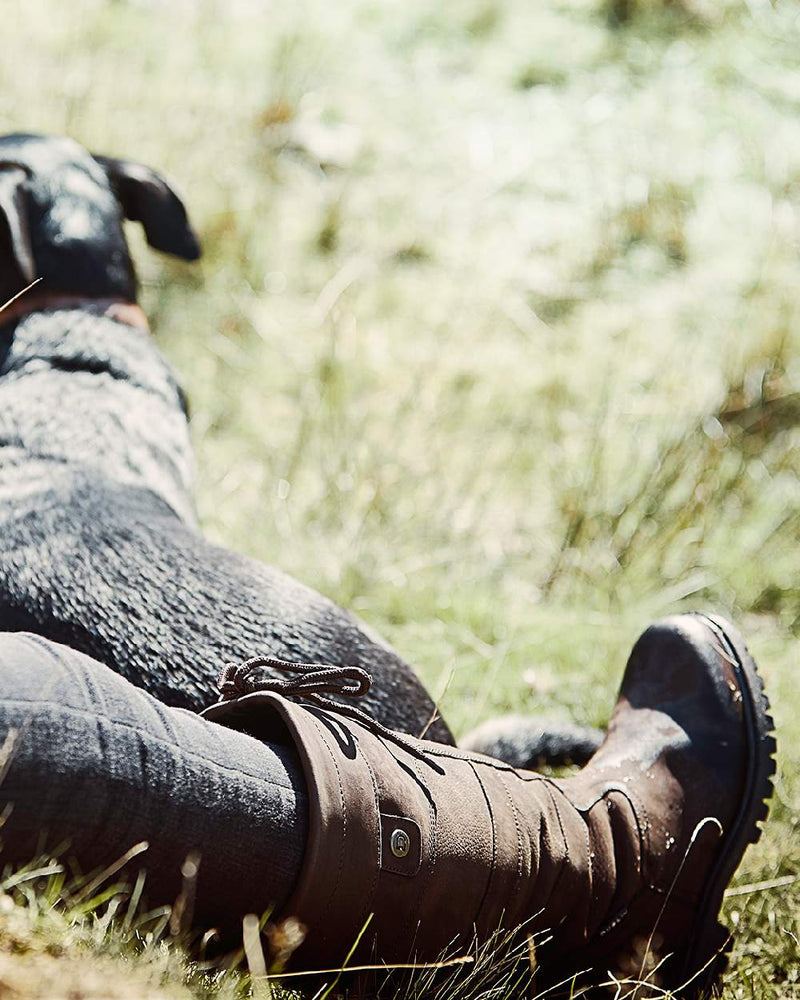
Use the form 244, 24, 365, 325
0, 133, 201, 306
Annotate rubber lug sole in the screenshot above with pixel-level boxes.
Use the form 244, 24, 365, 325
665, 613, 777, 999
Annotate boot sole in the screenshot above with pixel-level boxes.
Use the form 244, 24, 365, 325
671, 613, 777, 998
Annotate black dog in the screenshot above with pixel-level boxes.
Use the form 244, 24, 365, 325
0, 133, 601, 764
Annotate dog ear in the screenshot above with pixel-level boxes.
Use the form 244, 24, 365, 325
94, 155, 201, 261
0, 166, 36, 285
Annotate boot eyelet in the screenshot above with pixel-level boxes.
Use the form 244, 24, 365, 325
390, 829, 411, 858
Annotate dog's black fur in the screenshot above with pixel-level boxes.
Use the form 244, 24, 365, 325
0, 134, 199, 305
0, 133, 603, 763
460, 715, 602, 769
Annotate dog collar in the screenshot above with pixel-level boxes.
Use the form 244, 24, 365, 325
0, 292, 150, 333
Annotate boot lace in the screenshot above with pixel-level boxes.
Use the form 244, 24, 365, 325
216, 655, 445, 774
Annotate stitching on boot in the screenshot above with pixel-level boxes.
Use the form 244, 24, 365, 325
541, 781, 591, 943
468, 759, 501, 929
591, 787, 648, 941
360, 748, 384, 932
497, 769, 525, 883
542, 782, 571, 870
423, 759, 437, 931
622, 787, 646, 871
394, 755, 437, 960
426, 744, 515, 769
606, 785, 648, 881
308, 713, 348, 929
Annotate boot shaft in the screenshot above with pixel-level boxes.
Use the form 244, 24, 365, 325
201, 613, 775, 995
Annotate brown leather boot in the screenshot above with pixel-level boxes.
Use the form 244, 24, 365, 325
201, 613, 775, 996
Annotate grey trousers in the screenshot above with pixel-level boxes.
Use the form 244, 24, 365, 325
0, 306, 334, 933
0, 302, 447, 934
0, 629, 307, 929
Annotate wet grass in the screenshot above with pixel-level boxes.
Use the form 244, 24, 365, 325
1, 0, 800, 995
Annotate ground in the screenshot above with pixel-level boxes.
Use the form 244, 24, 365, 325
0, 0, 799, 996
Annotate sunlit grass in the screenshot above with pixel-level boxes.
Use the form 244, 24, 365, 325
1, 0, 799, 995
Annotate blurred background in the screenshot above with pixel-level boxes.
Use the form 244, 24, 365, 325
2, 0, 799, 994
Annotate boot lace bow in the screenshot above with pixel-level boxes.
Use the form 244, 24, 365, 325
216, 654, 444, 773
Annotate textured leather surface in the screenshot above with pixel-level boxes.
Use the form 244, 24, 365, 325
211, 616, 761, 984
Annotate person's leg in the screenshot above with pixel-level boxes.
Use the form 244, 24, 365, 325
0, 630, 307, 927
0, 616, 774, 995
202, 613, 775, 995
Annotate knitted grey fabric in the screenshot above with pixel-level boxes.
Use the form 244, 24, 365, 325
0, 631, 308, 928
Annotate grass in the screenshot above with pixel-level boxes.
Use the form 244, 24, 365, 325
1, 0, 800, 994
